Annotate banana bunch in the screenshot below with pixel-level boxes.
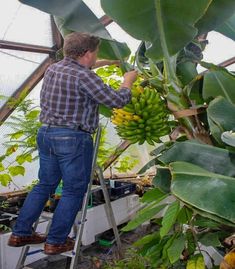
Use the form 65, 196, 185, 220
111, 86, 170, 145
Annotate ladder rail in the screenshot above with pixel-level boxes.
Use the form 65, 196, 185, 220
15, 219, 40, 269
69, 125, 102, 269
96, 166, 123, 257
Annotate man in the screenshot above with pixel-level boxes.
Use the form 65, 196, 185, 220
8, 32, 137, 255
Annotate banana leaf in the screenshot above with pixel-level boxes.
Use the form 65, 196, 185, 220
195, 0, 235, 34
221, 131, 235, 147
98, 105, 112, 118
19, 0, 110, 39
216, 13, 235, 41
54, 17, 131, 60
101, 0, 235, 61
170, 161, 235, 224
177, 62, 198, 87
203, 70, 235, 104
101, 0, 211, 60
153, 168, 171, 193
19, 0, 131, 60
207, 96, 235, 144
159, 140, 235, 177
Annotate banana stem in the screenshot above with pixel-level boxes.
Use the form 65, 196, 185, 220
155, 0, 179, 87
109, 41, 129, 73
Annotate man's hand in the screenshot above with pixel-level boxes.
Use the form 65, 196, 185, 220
121, 70, 138, 89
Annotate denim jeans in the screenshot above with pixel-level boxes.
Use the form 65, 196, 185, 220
13, 126, 93, 244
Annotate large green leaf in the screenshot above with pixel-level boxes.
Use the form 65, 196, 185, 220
170, 161, 235, 224
98, 39, 131, 60
216, 13, 235, 41
55, 17, 130, 60
203, 70, 235, 104
177, 62, 198, 87
196, 0, 235, 34
153, 168, 171, 193
159, 140, 235, 177
101, 0, 211, 60
221, 131, 235, 147
122, 203, 167, 231
160, 201, 180, 238
207, 96, 235, 143
19, 0, 131, 60
167, 234, 185, 264
141, 188, 167, 203
20, 0, 110, 39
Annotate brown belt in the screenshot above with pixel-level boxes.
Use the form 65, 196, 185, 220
41, 123, 90, 133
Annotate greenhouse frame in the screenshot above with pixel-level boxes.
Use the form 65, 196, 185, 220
1, 1, 235, 269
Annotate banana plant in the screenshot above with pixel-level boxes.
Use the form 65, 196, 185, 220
101, 0, 235, 142
98, 1, 235, 266
100, 0, 235, 222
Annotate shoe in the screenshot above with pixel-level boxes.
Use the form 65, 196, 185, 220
44, 238, 75, 255
8, 232, 46, 247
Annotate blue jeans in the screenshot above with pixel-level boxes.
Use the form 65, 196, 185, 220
13, 126, 93, 244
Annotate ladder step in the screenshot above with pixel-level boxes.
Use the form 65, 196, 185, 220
23, 243, 75, 257
60, 250, 76, 258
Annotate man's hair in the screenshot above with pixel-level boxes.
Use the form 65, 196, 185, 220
63, 32, 100, 59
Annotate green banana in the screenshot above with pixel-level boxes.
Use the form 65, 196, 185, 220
112, 85, 170, 145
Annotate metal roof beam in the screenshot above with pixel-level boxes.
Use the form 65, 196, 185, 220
0, 40, 56, 55
218, 56, 235, 68
100, 15, 113, 26
0, 57, 55, 124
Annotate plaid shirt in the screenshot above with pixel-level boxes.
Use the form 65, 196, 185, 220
39, 57, 131, 133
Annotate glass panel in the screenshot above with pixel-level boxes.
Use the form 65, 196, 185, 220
106, 22, 141, 54
83, 0, 105, 18
101, 119, 155, 178
0, 50, 48, 107
198, 31, 235, 72
0, 0, 53, 47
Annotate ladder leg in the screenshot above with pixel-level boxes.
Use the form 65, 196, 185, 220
15, 245, 30, 269
96, 166, 123, 257
69, 126, 102, 269
15, 219, 40, 269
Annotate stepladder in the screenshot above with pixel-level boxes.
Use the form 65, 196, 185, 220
15, 125, 122, 269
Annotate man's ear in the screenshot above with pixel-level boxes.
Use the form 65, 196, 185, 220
83, 50, 91, 58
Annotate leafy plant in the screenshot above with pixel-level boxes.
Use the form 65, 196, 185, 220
112, 156, 138, 173
121, 189, 228, 268
0, 224, 11, 233
103, 249, 154, 269
94, 2, 235, 267
0, 93, 40, 188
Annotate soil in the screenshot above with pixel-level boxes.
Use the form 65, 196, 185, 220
27, 222, 155, 269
